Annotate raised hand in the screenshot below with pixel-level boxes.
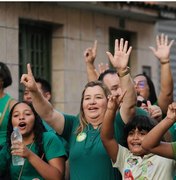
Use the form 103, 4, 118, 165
166, 102, 176, 122
94, 62, 109, 78
149, 33, 174, 63
106, 38, 132, 71
84, 40, 97, 64
107, 90, 126, 111
20, 64, 38, 92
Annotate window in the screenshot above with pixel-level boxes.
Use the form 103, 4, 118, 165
109, 28, 136, 68
19, 19, 52, 100
142, 66, 151, 79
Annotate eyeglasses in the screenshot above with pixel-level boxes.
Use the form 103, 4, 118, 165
134, 80, 146, 89
137, 100, 147, 107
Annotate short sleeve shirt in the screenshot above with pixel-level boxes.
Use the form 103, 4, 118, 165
0, 132, 67, 180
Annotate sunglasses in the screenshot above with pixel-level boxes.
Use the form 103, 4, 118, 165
137, 100, 147, 107
134, 80, 146, 89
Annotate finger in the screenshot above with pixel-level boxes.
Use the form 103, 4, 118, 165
20, 74, 29, 85
123, 40, 128, 53
106, 52, 114, 64
164, 35, 168, 46
84, 48, 91, 57
115, 39, 119, 52
168, 40, 174, 49
93, 40, 97, 53
27, 63, 33, 76
105, 63, 109, 70
149, 46, 156, 54
156, 35, 160, 46
84, 49, 89, 57
126, 46, 132, 56
147, 100, 152, 107
119, 38, 124, 51
94, 68, 99, 77
99, 63, 106, 74
161, 33, 164, 45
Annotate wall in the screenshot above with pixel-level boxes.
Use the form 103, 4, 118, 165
0, 2, 158, 114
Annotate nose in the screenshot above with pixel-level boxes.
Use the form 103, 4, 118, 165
117, 88, 122, 96
19, 114, 25, 120
89, 97, 96, 104
133, 132, 139, 140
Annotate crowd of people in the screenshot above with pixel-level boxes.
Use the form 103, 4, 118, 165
0, 33, 176, 180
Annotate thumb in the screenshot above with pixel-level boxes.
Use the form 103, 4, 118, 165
149, 46, 156, 54
147, 100, 152, 107
106, 51, 114, 63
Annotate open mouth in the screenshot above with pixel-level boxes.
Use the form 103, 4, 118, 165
18, 122, 26, 129
88, 107, 98, 111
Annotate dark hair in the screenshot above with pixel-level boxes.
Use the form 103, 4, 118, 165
124, 115, 157, 147
0, 62, 12, 88
134, 73, 157, 104
6, 101, 46, 158
35, 77, 51, 94
98, 69, 117, 81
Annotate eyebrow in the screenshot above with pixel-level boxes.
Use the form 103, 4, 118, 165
84, 93, 104, 97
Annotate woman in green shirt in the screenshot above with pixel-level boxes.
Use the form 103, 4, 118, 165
0, 101, 67, 180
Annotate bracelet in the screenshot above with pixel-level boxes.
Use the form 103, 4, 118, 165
161, 60, 170, 64
117, 67, 130, 77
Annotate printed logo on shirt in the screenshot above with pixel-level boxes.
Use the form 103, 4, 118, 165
124, 169, 134, 180
127, 158, 138, 167
76, 132, 87, 142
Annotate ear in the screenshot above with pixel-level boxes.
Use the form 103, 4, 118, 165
44, 92, 51, 101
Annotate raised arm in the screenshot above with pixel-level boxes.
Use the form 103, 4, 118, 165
84, 40, 99, 81
101, 94, 122, 163
150, 33, 174, 114
142, 102, 176, 159
106, 38, 136, 124
20, 64, 65, 135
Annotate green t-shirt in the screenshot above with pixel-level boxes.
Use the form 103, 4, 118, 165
62, 108, 148, 180
0, 94, 12, 146
0, 132, 67, 180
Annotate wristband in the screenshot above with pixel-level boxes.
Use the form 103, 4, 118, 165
117, 67, 130, 77
161, 60, 170, 64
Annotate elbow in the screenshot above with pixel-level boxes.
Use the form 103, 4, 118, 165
50, 171, 64, 180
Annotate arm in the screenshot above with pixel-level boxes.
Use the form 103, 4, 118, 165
142, 102, 176, 159
12, 142, 65, 180
106, 38, 136, 124
150, 33, 174, 114
101, 95, 120, 163
84, 40, 99, 81
20, 64, 65, 135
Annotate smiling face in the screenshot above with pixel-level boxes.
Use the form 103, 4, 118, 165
127, 128, 148, 156
11, 102, 35, 138
103, 73, 122, 97
83, 85, 108, 126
